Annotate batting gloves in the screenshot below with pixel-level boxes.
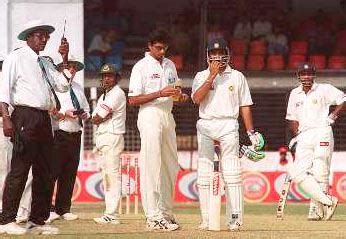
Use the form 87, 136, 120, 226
247, 130, 265, 151
240, 145, 265, 162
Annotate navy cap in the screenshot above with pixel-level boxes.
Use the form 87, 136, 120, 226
207, 38, 228, 51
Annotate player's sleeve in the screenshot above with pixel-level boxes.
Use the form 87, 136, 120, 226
128, 64, 143, 97
0, 54, 16, 105
191, 72, 203, 99
239, 74, 253, 106
324, 84, 345, 105
286, 91, 298, 121
77, 85, 91, 117
97, 89, 125, 118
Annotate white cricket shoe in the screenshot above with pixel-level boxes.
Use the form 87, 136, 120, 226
146, 218, 179, 232
164, 214, 180, 228
45, 212, 60, 224
307, 202, 324, 221
197, 222, 208, 231
26, 221, 59, 235
228, 220, 242, 231
93, 214, 120, 225
62, 212, 79, 221
324, 196, 338, 221
0, 222, 27, 235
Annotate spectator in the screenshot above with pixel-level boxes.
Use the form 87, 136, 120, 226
86, 29, 112, 71
233, 16, 252, 42
252, 13, 272, 40
266, 26, 288, 55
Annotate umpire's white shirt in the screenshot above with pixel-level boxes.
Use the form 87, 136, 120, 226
0, 45, 70, 110
286, 83, 345, 132
192, 66, 253, 120
92, 85, 126, 135
52, 82, 90, 133
128, 52, 178, 111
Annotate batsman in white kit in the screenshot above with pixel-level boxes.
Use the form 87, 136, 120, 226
128, 29, 188, 231
192, 38, 265, 231
286, 62, 345, 221
91, 63, 126, 224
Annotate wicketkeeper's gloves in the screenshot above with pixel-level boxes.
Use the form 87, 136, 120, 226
240, 145, 265, 162
247, 130, 266, 151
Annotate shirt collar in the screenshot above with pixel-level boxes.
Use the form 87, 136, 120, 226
297, 83, 318, 94
145, 52, 168, 65
23, 45, 40, 59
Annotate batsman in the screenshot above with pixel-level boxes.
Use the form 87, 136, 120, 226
191, 38, 265, 231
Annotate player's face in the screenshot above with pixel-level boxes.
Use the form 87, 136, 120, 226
208, 49, 229, 69
299, 72, 314, 88
101, 73, 116, 90
27, 30, 50, 52
68, 64, 77, 79
148, 42, 168, 61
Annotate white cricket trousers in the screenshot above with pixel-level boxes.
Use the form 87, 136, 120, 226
196, 118, 243, 225
137, 106, 179, 220
96, 133, 124, 216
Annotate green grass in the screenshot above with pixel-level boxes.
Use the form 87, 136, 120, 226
4, 202, 346, 238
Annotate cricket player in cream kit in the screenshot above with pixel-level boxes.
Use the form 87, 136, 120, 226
128, 29, 188, 231
192, 38, 264, 231
286, 62, 345, 221
91, 63, 126, 224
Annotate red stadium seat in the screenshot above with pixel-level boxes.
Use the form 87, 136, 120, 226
170, 55, 183, 70
309, 55, 326, 69
288, 54, 306, 69
290, 41, 308, 55
247, 55, 265, 71
232, 55, 246, 70
328, 56, 346, 69
249, 40, 267, 55
267, 55, 285, 70
230, 39, 248, 55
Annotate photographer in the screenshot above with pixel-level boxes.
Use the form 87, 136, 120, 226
47, 59, 89, 223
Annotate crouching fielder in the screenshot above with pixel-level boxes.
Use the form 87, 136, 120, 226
91, 64, 126, 224
192, 38, 264, 231
286, 62, 345, 221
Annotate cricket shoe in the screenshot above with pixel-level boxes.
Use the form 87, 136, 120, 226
93, 214, 120, 225
146, 218, 179, 232
324, 196, 338, 221
307, 203, 324, 221
228, 220, 242, 231
26, 221, 59, 235
61, 212, 79, 221
164, 214, 180, 228
0, 222, 27, 235
45, 212, 60, 224
197, 222, 208, 231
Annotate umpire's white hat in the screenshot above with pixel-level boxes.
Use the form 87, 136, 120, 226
18, 19, 55, 41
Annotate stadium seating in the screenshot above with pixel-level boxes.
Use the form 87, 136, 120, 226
309, 55, 326, 69
267, 55, 285, 70
288, 54, 306, 69
232, 55, 246, 70
249, 40, 267, 55
247, 55, 265, 71
290, 41, 308, 55
328, 56, 346, 69
230, 39, 248, 55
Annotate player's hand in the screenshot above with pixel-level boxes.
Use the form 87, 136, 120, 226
209, 61, 221, 77
65, 109, 77, 119
79, 112, 89, 120
159, 86, 180, 97
2, 117, 13, 137
49, 108, 65, 121
178, 93, 189, 103
247, 131, 265, 151
58, 38, 69, 61
326, 113, 337, 126
240, 145, 265, 162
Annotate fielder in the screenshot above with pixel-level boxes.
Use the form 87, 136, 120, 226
191, 38, 264, 231
91, 64, 126, 224
128, 29, 188, 231
286, 62, 345, 221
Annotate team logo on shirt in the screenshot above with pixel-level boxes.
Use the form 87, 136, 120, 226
295, 101, 303, 107
151, 73, 160, 79
228, 85, 234, 91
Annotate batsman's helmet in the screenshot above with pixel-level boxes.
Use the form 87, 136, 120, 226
296, 62, 316, 87
207, 38, 230, 67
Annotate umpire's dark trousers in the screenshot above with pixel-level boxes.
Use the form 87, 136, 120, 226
52, 129, 81, 215
0, 106, 55, 225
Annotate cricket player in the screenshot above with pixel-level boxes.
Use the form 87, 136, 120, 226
191, 38, 264, 231
91, 63, 126, 224
286, 62, 345, 221
128, 29, 188, 231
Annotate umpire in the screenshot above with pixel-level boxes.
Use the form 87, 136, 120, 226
0, 20, 71, 235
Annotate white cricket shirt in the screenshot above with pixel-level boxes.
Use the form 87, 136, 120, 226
93, 85, 126, 135
286, 83, 345, 132
192, 66, 253, 120
0, 45, 70, 110
128, 52, 178, 111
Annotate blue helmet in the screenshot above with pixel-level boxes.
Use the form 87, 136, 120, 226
207, 38, 230, 67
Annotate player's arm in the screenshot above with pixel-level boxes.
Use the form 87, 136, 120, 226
325, 84, 345, 124
192, 61, 220, 104
128, 86, 179, 106
91, 103, 112, 126
288, 120, 299, 137
240, 106, 254, 132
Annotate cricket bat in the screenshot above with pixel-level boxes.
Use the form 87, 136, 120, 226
276, 174, 291, 220
126, 157, 131, 214
208, 141, 221, 231
134, 158, 139, 215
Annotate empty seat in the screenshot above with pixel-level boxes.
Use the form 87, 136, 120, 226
232, 55, 246, 70
230, 39, 248, 55
290, 41, 308, 55
170, 55, 183, 70
267, 55, 285, 70
247, 55, 265, 71
249, 40, 267, 55
288, 54, 306, 69
309, 55, 326, 69
328, 56, 346, 69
